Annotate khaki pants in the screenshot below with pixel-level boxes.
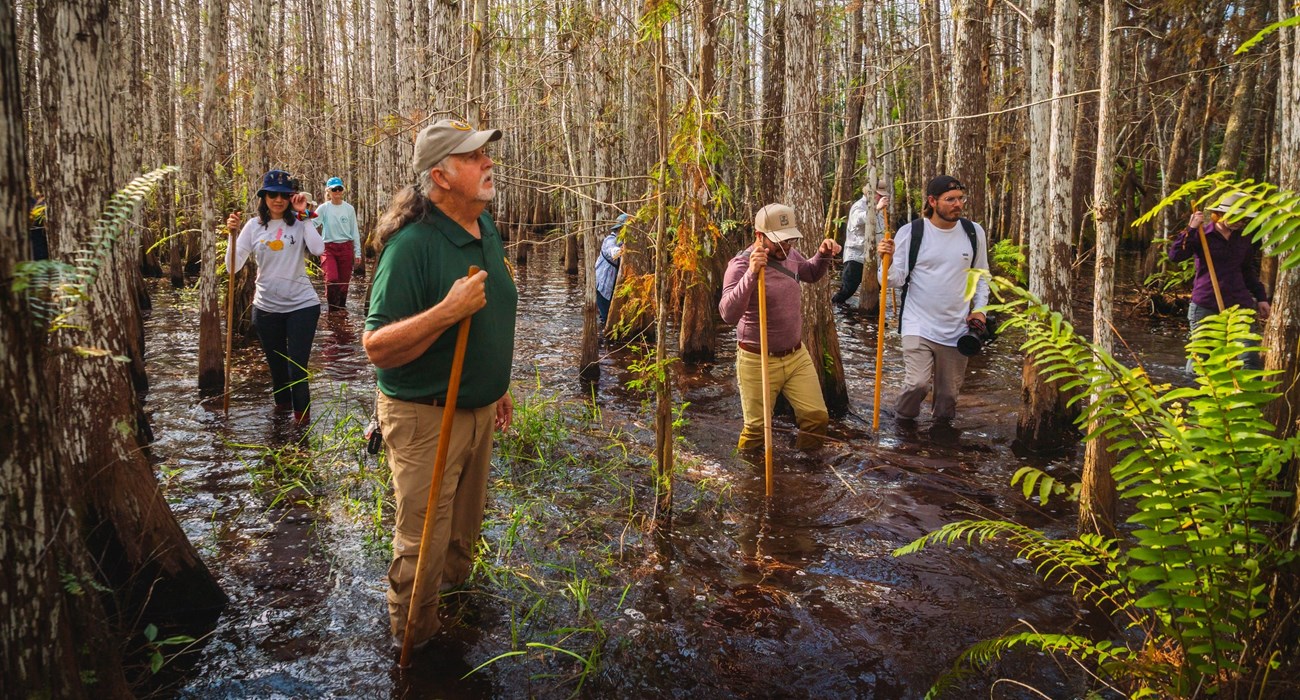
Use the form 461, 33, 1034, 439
378, 394, 496, 645
896, 335, 968, 420
736, 345, 829, 450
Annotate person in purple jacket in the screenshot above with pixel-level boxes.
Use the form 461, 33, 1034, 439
719, 203, 841, 451
1167, 192, 1271, 370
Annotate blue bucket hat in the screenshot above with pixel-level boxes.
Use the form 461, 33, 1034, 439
258, 169, 296, 196
326, 176, 344, 190
612, 213, 630, 231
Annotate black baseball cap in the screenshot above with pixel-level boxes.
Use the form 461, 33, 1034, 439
926, 175, 966, 198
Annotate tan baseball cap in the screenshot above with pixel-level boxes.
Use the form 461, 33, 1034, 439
412, 119, 503, 175
754, 203, 803, 243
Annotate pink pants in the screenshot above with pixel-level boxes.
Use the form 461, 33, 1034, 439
321, 241, 355, 309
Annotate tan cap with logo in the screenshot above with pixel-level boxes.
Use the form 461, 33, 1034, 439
412, 119, 503, 176
754, 203, 803, 243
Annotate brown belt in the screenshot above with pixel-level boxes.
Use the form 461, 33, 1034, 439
737, 341, 801, 358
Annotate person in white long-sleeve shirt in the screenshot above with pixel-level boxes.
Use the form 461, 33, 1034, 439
224, 169, 326, 424
832, 178, 889, 304
877, 175, 989, 422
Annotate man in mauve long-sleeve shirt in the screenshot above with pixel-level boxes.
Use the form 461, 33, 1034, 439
719, 202, 841, 451
1167, 191, 1270, 370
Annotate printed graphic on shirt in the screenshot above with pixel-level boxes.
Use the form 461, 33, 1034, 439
266, 227, 285, 251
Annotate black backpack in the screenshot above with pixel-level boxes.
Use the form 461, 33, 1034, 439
897, 217, 978, 330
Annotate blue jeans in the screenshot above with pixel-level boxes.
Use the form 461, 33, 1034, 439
596, 291, 612, 330
1186, 302, 1260, 372
252, 304, 321, 413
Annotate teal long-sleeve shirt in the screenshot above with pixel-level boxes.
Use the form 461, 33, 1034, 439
315, 201, 361, 257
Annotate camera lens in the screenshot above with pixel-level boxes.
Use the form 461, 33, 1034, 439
957, 333, 982, 356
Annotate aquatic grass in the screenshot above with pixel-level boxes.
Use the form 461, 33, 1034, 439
462, 386, 659, 697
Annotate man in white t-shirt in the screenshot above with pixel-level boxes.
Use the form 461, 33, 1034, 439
877, 175, 989, 422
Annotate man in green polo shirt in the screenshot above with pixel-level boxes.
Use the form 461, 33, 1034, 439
363, 118, 518, 652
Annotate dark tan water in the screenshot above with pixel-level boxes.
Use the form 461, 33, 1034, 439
143, 247, 1190, 698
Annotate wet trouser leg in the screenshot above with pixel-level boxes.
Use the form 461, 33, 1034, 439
380, 395, 496, 645
281, 304, 320, 414
736, 345, 829, 450
596, 291, 611, 330
1186, 302, 1260, 371
252, 307, 292, 408
322, 242, 355, 309
896, 335, 967, 420
832, 260, 863, 304
778, 346, 830, 448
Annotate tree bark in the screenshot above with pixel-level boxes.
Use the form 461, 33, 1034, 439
678, 0, 720, 364
198, 0, 229, 393
946, 0, 991, 224
1018, 0, 1078, 448
1080, 0, 1120, 538
1, 5, 132, 694
785, 0, 847, 415
758, 1, 784, 207
1265, 0, 1300, 439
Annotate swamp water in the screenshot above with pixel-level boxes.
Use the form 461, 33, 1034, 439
141, 247, 1190, 699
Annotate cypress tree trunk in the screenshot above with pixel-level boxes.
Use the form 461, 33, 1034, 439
1018, 0, 1078, 448
1080, 0, 1120, 537
785, 0, 848, 415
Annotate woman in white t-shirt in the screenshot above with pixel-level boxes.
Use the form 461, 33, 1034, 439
224, 169, 326, 424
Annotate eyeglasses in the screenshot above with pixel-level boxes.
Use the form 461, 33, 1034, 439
329, 187, 343, 192
265, 192, 291, 200
939, 195, 968, 205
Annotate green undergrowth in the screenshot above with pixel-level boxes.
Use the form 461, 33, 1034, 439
468, 381, 653, 697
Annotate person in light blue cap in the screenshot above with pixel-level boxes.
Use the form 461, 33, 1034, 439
317, 176, 363, 310
595, 213, 629, 331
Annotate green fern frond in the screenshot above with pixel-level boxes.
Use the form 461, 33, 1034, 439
12, 166, 178, 331
924, 631, 1131, 700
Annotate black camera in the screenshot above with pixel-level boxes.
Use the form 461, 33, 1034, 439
365, 416, 383, 455
956, 313, 998, 356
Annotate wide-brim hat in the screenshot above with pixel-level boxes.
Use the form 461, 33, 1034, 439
863, 178, 889, 197
258, 169, 296, 196
754, 203, 803, 243
612, 213, 631, 231
1207, 192, 1259, 218
413, 119, 503, 175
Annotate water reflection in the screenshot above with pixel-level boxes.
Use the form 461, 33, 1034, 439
145, 247, 1190, 698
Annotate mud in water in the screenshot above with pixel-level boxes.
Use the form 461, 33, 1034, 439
141, 248, 1190, 699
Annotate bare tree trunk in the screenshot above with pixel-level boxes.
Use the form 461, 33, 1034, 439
1080, 0, 1119, 538
785, 0, 847, 414
829, 2, 864, 229
1265, 0, 1300, 440
1, 5, 132, 694
678, 0, 720, 364
946, 0, 990, 224
920, 0, 945, 173
36, 0, 227, 662
758, 1, 784, 207
1216, 59, 1259, 173
1018, 0, 1078, 447
651, 26, 674, 523
198, 0, 229, 393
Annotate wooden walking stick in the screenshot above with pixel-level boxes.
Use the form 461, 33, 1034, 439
400, 265, 481, 667
872, 220, 894, 432
224, 215, 238, 413
756, 235, 774, 497
1197, 214, 1227, 312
